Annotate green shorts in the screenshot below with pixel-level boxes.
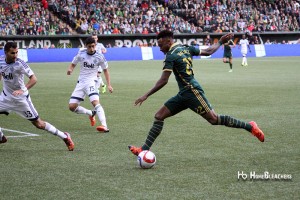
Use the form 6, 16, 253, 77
223, 52, 232, 58
164, 88, 213, 116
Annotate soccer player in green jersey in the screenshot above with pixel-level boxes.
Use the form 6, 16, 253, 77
129, 30, 265, 156
222, 37, 235, 72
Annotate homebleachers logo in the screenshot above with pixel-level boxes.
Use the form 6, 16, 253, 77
238, 171, 292, 181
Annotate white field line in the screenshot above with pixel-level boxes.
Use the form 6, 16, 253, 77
2, 128, 39, 138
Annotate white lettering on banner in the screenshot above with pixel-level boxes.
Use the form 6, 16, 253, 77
58, 40, 71, 48
0, 40, 52, 49
115, 38, 204, 47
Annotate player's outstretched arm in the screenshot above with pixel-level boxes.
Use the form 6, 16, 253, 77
67, 64, 76, 75
200, 33, 234, 56
134, 71, 172, 106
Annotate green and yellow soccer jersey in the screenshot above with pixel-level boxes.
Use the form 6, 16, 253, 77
223, 39, 234, 58
163, 43, 203, 92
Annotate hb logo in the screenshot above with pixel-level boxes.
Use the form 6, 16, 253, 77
237, 171, 248, 180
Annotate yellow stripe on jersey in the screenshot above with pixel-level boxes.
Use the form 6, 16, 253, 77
191, 88, 211, 113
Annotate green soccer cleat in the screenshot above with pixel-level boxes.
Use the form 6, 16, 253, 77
101, 84, 107, 93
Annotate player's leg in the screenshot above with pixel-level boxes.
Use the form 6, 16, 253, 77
242, 52, 247, 66
69, 83, 96, 126
0, 99, 8, 143
223, 57, 228, 63
14, 96, 74, 150
189, 89, 264, 142
229, 56, 233, 72
0, 127, 7, 144
129, 95, 186, 156
244, 53, 248, 66
96, 72, 106, 94
32, 118, 74, 151
91, 99, 109, 132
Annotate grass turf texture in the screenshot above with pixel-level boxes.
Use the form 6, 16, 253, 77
0, 57, 299, 200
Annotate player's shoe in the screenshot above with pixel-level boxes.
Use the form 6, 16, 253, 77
228, 69, 233, 72
96, 125, 109, 133
101, 84, 107, 93
89, 111, 96, 126
128, 145, 143, 156
241, 63, 245, 66
0, 129, 7, 144
63, 132, 74, 151
244, 63, 248, 66
249, 121, 265, 142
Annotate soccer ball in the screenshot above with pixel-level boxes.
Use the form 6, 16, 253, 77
137, 150, 156, 169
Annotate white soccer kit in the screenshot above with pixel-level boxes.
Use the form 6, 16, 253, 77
96, 43, 106, 73
69, 49, 108, 104
239, 39, 249, 55
0, 55, 39, 120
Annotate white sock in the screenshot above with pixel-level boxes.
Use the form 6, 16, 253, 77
95, 104, 107, 127
74, 106, 93, 116
45, 122, 66, 139
0, 127, 4, 140
242, 57, 246, 64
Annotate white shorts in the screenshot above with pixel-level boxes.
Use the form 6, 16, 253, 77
69, 80, 99, 104
0, 92, 39, 121
241, 50, 247, 56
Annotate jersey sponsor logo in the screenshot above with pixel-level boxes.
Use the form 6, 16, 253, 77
83, 62, 95, 68
1, 72, 13, 80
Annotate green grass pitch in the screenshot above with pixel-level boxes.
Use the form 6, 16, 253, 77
0, 57, 299, 200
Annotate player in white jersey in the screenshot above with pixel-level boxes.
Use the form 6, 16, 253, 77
0, 42, 74, 151
238, 34, 251, 66
67, 36, 113, 133
92, 33, 107, 93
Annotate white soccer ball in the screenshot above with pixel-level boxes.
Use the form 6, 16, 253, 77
137, 150, 156, 169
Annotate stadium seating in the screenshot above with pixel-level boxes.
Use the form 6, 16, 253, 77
0, 0, 299, 37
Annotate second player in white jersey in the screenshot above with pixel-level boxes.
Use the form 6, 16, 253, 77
92, 33, 107, 93
238, 34, 251, 66
67, 36, 113, 133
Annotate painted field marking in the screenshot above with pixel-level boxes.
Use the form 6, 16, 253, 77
2, 128, 39, 138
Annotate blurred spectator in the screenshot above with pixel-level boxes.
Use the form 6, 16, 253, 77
264, 39, 272, 45
204, 34, 213, 46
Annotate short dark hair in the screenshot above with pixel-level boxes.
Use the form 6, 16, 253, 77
85, 36, 96, 45
157, 30, 174, 40
4, 42, 17, 52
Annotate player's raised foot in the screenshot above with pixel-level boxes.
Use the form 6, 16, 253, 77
63, 132, 74, 151
249, 121, 265, 142
128, 145, 142, 156
96, 125, 109, 133
228, 69, 233, 72
89, 111, 96, 126
101, 84, 107, 93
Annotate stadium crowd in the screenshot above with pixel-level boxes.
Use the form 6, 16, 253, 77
0, 0, 299, 36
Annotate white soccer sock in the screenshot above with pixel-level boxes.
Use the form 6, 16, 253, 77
45, 122, 66, 139
74, 106, 93, 116
0, 127, 4, 140
95, 104, 107, 127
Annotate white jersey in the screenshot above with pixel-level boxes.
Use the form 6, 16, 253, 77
96, 43, 106, 54
72, 49, 108, 83
239, 39, 249, 53
0, 55, 34, 100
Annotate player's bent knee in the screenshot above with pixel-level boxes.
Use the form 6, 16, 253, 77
69, 104, 77, 112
